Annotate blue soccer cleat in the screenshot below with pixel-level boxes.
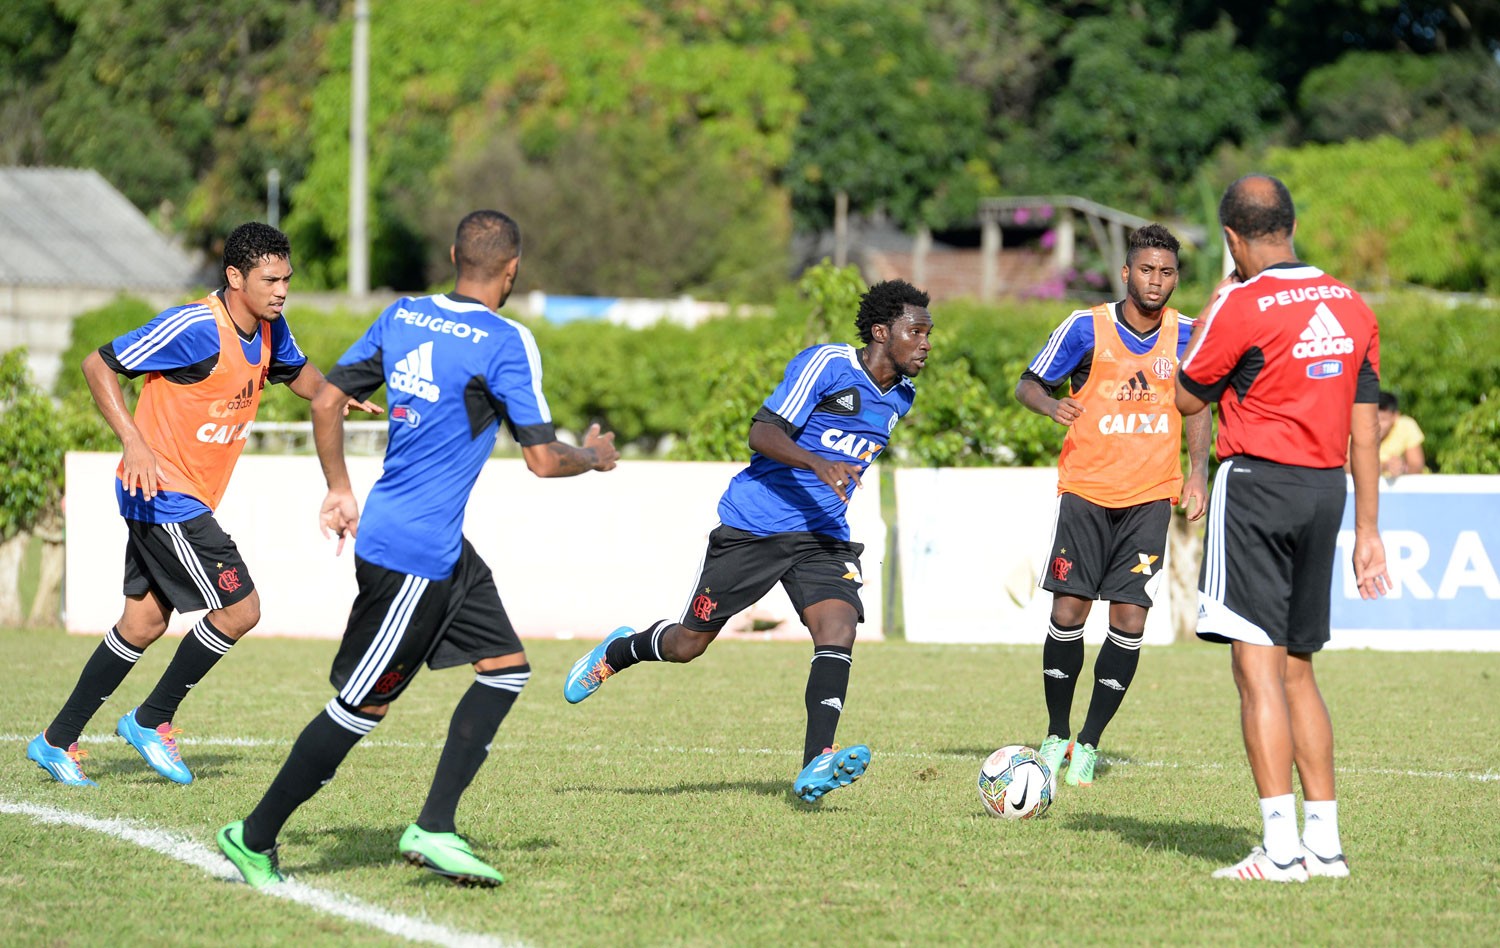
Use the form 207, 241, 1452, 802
563, 627, 633, 704
794, 744, 871, 803
117, 708, 193, 784
27, 733, 97, 787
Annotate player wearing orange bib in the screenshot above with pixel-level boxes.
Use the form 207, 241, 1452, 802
26, 223, 378, 788
1014, 224, 1210, 789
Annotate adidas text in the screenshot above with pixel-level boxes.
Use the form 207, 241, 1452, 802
389, 371, 440, 402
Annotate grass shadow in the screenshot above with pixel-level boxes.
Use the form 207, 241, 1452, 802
592, 778, 790, 799
85, 751, 240, 782
1060, 812, 1253, 864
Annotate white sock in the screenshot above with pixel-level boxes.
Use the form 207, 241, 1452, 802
1302, 799, 1341, 858
1259, 793, 1299, 865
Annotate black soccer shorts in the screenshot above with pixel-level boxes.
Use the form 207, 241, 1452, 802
676, 525, 866, 633
1039, 493, 1172, 608
122, 513, 256, 612
330, 538, 522, 706
1196, 456, 1346, 653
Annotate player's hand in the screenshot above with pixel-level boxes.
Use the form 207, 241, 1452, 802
1181, 473, 1208, 522
319, 488, 361, 556
1352, 531, 1391, 600
582, 423, 619, 471
814, 460, 863, 503
120, 439, 169, 500
1050, 396, 1085, 427
342, 396, 383, 417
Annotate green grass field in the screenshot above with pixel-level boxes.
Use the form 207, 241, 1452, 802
2, 627, 1496, 947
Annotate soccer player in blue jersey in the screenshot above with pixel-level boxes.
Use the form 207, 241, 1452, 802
563, 279, 933, 803
218, 210, 618, 889
27, 222, 377, 788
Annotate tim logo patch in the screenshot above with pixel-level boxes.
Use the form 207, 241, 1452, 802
391, 405, 422, 427
1306, 360, 1343, 379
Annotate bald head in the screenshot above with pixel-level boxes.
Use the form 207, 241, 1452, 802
1219, 175, 1295, 241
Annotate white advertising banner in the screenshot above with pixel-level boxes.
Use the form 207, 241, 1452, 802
895, 467, 1177, 645
64, 453, 885, 641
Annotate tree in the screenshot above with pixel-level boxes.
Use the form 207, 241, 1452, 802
1298, 51, 1500, 143
786, 0, 993, 231
0, 350, 112, 625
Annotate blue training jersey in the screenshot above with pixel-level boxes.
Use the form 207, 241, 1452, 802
1025, 301, 1195, 388
326, 293, 555, 579
100, 291, 307, 522
717, 343, 916, 540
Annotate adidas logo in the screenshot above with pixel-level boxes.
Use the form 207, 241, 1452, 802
1098, 678, 1126, 691
836, 392, 855, 411
390, 341, 441, 402
1043, 668, 1068, 679
820, 697, 844, 712
1292, 303, 1354, 359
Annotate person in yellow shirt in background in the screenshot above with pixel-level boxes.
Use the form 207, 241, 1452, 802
1377, 391, 1426, 477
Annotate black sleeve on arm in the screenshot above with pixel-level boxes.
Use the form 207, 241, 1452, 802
1180, 347, 1264, 404
1354, 351, 1380, 403
1019, 369, 1059, 392
751, 405, 800, 438
325, 352, 385, 402
266, 359, 304, 386
463, 376, 556, 446
98, 343, 217, 384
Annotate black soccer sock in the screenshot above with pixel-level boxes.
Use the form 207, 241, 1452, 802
1042, 621, 1085, 739
46, 627, 144, 748
803, 645, 853, 766
603, 621, 668, 672
417, 664, 530, 834
135, 617, 236, 729
1077, 625, 1143, 748
241, 699, 383, 852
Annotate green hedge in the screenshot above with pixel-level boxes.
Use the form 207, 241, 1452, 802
57, 287, 1500, 472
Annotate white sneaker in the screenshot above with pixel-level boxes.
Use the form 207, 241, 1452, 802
1211, 847, 1309, 882
1301, 843, 1350, 878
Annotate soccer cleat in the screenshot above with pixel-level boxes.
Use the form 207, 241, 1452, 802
399, 824, 504, 887
1037, 735, 1070, 788
1212, 847, 1309, 882
563, 626, 633, 704
1301, 843, 1351, 878
793, 744, 871, 803
1064, 741, 1098, 787
117, 708, 193, 784
217, 821, 285, 888
26, 733, 97, 787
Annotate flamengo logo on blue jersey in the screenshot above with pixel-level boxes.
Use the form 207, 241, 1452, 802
390, 341, 440, 402
821, 428, 884, 461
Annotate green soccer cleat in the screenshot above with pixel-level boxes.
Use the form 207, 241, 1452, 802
217, 821, 285, 888
1065, 741, 1098, 787
1036, 735, 1070, 789
399, 824, 504, 887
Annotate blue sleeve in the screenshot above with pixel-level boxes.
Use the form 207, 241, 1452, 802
270, 317, 308, 369
761, 345, 841, 429
1025, 311, 1093, 385
107, 303, 220, 375
488, 322, 554, 444
1175, 318, 1196, 359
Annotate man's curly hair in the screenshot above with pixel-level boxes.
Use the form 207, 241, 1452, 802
855, 279, 930, 344
1126, 222, 1180, 265
223, 221, 290, 277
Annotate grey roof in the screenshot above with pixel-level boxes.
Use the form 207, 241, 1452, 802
0, 167, 203, 290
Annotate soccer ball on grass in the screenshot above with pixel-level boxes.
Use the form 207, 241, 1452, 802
978, 744, 1052, 819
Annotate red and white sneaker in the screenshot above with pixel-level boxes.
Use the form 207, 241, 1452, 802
1211, 847, 1309, 882
1301, 844, 1350, 878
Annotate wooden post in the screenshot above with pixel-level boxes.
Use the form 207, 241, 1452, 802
913, 224, 931, 290
980, 213, 1000, 301
834, 190, 849, 267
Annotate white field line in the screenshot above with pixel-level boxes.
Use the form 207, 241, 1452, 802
7, 733, 1497, 783
0, 800, 526, 948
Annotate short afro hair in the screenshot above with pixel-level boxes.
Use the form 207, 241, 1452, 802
223, 222, 290, 277
1219, 174, 1295, 240
1126, 223, 1180, 265
855, 279, 930, 344
455, 210, 521, 281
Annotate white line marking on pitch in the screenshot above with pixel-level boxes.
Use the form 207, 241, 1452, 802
6, 733, 1495, 782
0, 800, 526, 948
